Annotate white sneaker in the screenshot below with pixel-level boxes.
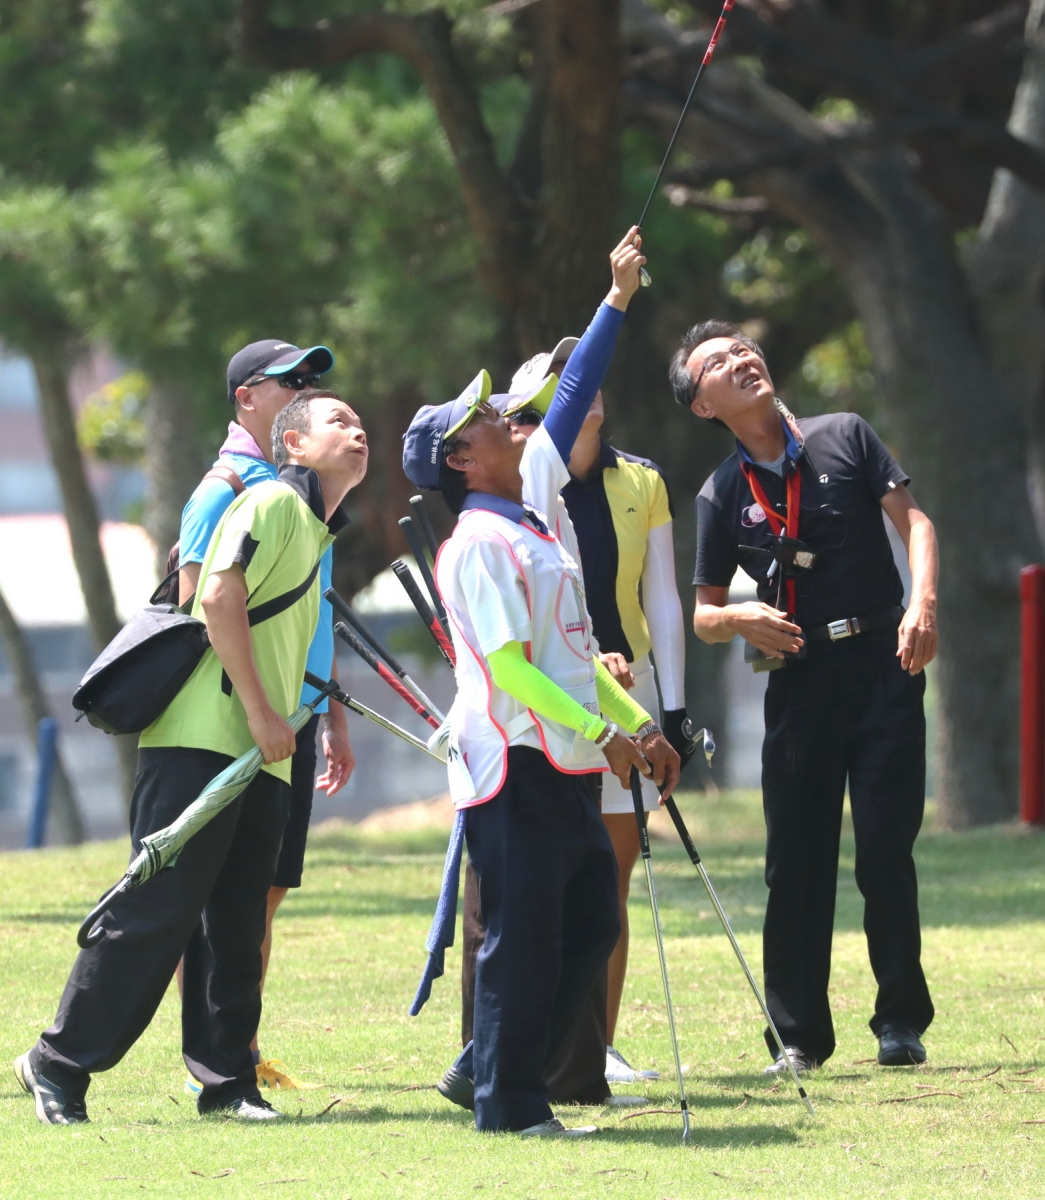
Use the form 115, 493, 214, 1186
605, 1046, 660, 1083
518, 1118, 598, 1138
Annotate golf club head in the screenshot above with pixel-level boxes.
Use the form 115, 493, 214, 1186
682, 718, 715, 767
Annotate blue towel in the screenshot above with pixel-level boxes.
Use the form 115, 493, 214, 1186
409, 808, 466, 1015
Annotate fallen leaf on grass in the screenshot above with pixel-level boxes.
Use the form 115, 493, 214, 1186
393, 1084, 437, 1093
617, 1108, 682, 1121
1020, 1119, 1045, 1124
710, 1171, 729, 1178
1001, 1034, 1019, 1053
258, 1180, 307, 1187
879, 1090, 962, 1104
852, 1058, 878, 1065
734, 1097, 749, 1110
189, 1169, 235, 1178
318, 1096, 343, 1117
167, 1095, 179, 1105
960, 1067, 1001, 1083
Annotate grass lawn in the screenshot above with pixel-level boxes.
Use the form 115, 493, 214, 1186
1, 789, 1044, 1199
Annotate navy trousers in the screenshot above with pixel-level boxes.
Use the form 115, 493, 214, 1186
32, 747, 289, 1112
466, 747, 620, 1132
761, 630, 934, 1064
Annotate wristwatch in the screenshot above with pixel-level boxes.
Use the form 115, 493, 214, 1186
635, 720, 662, 740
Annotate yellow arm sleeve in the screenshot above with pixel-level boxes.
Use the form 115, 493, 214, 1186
594, 658, 652, 736
487, 641, 608, 741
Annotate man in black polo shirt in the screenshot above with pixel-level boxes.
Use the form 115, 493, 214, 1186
669, 320, 938, 1072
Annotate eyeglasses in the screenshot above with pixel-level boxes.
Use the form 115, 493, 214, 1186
692, 343, 761, 395
245, 371, 322, 391
508, 408, 544, 427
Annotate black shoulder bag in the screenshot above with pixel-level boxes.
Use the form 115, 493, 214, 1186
72, 560, 321, 735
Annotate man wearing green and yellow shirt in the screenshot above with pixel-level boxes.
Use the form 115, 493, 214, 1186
17, 389, 368, 1126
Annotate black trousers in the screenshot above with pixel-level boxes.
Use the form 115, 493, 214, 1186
32, 747, 289, 1112
459, 861, 610, 1105
466, 748, 620, 1132
761, 630, 934, 1064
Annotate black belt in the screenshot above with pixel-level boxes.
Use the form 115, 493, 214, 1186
802, 605, 904, 644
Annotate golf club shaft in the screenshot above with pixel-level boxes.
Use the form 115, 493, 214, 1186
304, 671, 442, 760
334, 621, 442, 728
631, 768, 691, 1140
391, 560, 456, 667
636, 0, 736, 231
662, 795, 814, 1115
399, 517, 449, 626
409, 494, 440, 561
325, 587, 444, 713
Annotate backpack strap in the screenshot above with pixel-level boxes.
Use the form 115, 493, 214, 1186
202, 463, 246, 496
220, 558, 323, 695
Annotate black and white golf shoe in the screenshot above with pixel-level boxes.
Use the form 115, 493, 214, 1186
518, 1118, 598, 1139
209, 1095, 283, 1121
762, 1047, 817, 1075
13, 1053, 89, 1126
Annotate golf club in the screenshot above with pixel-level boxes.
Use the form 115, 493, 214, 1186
399, 516, 450, 629
630, 766, 691, 1141
391, 560, 457, 667
334, 620, 443, 728
660, 729, 815, 1116
303, 670, 443, 760
634, 0, 736, 286
325, 586, 445, 715
409, 494, 441, 561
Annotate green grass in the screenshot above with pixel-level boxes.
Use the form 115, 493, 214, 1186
2, 790, 1044, 1199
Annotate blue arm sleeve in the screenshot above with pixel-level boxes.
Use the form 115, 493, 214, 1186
543, 302, 625, 465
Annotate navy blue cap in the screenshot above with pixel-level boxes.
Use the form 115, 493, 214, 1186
226, 339, 334, 403
402, 371, 492, 490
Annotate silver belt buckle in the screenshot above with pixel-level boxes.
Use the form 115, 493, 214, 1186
827, 618, 854, 641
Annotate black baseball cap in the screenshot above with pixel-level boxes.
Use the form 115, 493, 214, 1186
226, 340, 334, 403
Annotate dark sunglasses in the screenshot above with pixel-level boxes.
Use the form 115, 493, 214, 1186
245, 371, 322, 391
508, 408, 544, 427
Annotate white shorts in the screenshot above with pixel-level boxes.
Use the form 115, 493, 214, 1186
600, 654, 663, 815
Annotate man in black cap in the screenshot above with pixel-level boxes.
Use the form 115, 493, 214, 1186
176, 340, 355, 1094
671, 320, 938, 1074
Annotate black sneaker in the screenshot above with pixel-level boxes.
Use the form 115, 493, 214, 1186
762, 1047, 817, 1075
436, 1064, 475, 1111
877, 1027, 926, 1066
13, 1053, 89, 1126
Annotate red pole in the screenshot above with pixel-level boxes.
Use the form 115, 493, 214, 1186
1020, 565, 1045, 825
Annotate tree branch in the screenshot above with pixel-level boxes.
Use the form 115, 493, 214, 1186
237, 1, 525, 298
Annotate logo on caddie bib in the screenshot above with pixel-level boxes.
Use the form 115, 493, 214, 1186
742, 503, 766, 527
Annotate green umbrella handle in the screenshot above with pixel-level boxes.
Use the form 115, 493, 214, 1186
77, 871, 137, 949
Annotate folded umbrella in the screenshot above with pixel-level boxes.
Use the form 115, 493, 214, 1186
77, 683, 337, 948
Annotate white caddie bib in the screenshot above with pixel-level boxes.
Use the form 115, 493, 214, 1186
435, 507, 606, 807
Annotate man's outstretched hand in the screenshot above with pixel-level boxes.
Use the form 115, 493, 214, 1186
606, 226, 647, 311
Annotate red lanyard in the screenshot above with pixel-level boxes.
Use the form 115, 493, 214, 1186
739, 462, 802, 614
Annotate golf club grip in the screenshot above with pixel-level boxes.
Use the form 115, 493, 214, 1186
663, 795, 702, 866
630, 767, 653, 859
391, 561, 456, 666
334, 622, 440, 729
399, 517, 449, 624
324, 587, 411, 681
409, 495, 440, 561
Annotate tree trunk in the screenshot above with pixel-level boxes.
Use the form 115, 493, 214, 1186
142, 378, 205, 577
966, 0, 1045, 542
0, 583, 84, 844
635, 59, 1041, 825
30, 349, 138, 812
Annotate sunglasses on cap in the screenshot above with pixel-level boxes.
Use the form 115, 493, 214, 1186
245, 371, 322, 391
507, 408, 544, 427
444, 397, 498, 443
